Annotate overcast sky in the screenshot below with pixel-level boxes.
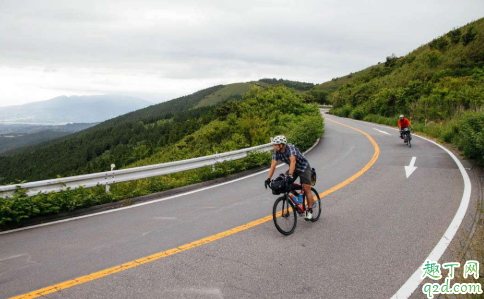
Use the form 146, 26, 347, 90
0, 0, 483, 107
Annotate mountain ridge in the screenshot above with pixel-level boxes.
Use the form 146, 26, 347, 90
0, 95, 152, 124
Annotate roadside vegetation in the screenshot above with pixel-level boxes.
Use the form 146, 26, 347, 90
0, 85, 324, 228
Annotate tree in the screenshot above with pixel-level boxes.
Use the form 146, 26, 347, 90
385, 54, 398, 67
447, 28, 461, 44
462, 26, 477, 46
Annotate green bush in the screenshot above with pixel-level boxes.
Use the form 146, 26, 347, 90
441, 123, 459, 143
288, 114, 324, 151
455, 112, 484, 164
424, 51, 441, 68
0, 186, 116, 227
349, 106, 367, 120
330, 105, 353, 117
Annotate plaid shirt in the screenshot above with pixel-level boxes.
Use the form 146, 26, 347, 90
272, 143, 309, 172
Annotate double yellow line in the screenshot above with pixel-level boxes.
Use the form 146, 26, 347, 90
11, 118, 379, 299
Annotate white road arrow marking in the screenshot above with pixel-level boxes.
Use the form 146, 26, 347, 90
405, 157, 417, 178
373, 128, 391, 135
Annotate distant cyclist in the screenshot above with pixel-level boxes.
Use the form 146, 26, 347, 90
398, 114, 412, 141
265, 135, 314, 220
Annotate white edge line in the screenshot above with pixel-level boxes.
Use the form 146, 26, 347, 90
326, 115, 472, 299
373, 128, 391, 135
0, 138, 320, 236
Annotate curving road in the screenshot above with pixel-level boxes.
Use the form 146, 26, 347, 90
0, 111, 475, 299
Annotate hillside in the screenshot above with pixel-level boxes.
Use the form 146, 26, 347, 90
313, 64, 380, 96
193, 79, 317, 109
327, 17, 484, 163
194, 82, 268, 108
0, 95, 152, 124
93, 85, 224, 129
0, 81, 322, 184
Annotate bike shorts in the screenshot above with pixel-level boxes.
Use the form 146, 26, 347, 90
286, 165, 312, 185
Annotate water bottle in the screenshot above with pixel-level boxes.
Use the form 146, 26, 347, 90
289, 193, 298, 203
298, 194, 303, 204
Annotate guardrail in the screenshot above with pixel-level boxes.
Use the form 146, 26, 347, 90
0, 143, 274, 198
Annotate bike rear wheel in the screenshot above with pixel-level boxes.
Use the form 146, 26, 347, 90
273, 195, 297, 235
307, 188, 321, 222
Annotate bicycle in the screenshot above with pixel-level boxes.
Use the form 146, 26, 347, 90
402, 127, 412, 148
265, 175, 321, 235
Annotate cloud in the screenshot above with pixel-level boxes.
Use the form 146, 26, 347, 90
0, 0, 484, 106
43, 68, 58, 73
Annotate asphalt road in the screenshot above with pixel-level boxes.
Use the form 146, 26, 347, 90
0, 112, 475, 299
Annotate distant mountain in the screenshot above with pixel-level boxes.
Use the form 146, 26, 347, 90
0, 95, 152, 124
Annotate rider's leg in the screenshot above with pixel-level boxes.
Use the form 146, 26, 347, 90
296, 166, 313, 209
303, 183, 313, 209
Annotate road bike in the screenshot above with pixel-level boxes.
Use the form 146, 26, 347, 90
402, 127, 412, 148
265, 176, 321, 235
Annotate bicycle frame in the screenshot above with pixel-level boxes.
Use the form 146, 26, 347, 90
284, 183, 308, 214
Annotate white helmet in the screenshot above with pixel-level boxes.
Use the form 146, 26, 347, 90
399, 114, 404, 119
271, 135, 287, 145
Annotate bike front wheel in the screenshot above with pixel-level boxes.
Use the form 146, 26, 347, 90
273, 195, 297, 235
406, 132, 412, 148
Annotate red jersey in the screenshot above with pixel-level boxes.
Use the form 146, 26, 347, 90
398, 118, 411, 129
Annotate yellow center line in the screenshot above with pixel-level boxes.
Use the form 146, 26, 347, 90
10, 117, 379, 299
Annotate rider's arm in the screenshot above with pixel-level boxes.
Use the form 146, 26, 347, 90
268, 160, 277, 179
288, 156, 296, 176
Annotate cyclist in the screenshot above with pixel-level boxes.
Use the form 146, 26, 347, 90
265, 135, 314, 220
398, 114, 411, 142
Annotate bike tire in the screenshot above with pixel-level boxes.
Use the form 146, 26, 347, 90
273, 195, 297, 236
407, 132, 411, 148
309, 188, 322, 222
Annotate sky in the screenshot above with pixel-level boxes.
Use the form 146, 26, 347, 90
0, 0, 483, 107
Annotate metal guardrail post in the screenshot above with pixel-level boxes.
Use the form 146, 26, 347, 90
105, 164, 116, 193
212, 152, 218, 171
